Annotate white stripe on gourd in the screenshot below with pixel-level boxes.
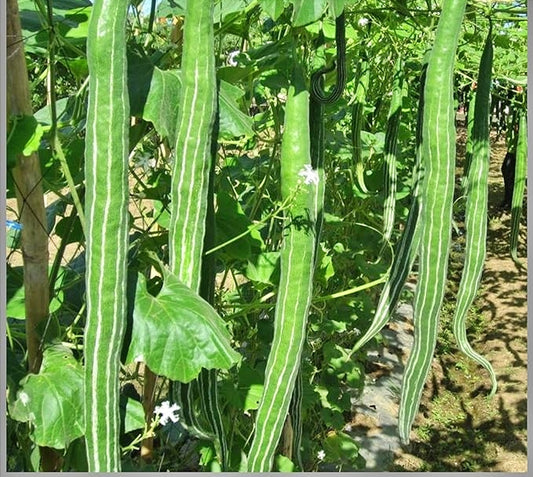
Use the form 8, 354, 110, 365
398, 0, 467, 445
84, 0, 130, 471
452, 26, 497, 397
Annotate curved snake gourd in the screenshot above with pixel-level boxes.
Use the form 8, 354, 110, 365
452, 25, 497, 397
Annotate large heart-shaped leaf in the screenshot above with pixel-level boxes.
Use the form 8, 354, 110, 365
127, 271, 241, 383
9, 345, 84, 449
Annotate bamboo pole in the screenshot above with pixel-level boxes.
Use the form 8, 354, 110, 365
7, 0, 49, 374
7, 0, 60, 471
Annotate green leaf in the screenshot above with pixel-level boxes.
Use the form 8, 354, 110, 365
214, 0, 250, 20
316, 246, 335, 285
54, 215, 84, 245
244, 252, 280, 285
291, 0, 326, 26
259, 0, 286, 20
33, 97, 70, 126
127, 271, 241, 382
156, 0, 186, 17
215, 192, 264, 260
217, 65, 255, 84
239, 363, 265, 411
6, 347, 27, 406
9, 345, 84, 449
153, 199, 171, 229
327, 0, 344, 18
361, 130, 386, 154
143, 68, 182, 143
7, 115, 44, 167
322, 431, 362, 466
123, 398, 145, 434
19, 0, 92, 54
6, 266, 64, 319
220, 363, 265, 412
127, 48, 156, 117
138, 72, 253, 142
219, 80, 254, 139
274, 454, 295, 472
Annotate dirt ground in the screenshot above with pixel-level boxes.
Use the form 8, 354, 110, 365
388, 129, 528, 472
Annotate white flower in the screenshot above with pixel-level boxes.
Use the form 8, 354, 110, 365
298, 164, 319, 186
134, 153, 156, 173
344, 423, 353, 432
317, 449, 326, 461
227, 50, 240, 66
154, 401, 181, 425
358, 17, 369, 27
19, 391, 30, 405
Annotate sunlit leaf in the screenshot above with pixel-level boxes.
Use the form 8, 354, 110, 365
7, 115, 44, 167
143, 68, 182, 144
245, 252, 280, 284
323, 431, 362, 466
259, 0, 286, 20
9, 345, 84, 449
127, 271, 241, 383
291, 0, 326, 26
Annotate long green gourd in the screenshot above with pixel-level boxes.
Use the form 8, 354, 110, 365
286, 13, 347, 467
398, 0, 467, 444
510, 110, 527, 266
350, 59, 428, 355
168, 0, 215, 286
382, 57, 404, 242
285, 74, 323, 474
166, 0, 228, 468
247, 57, 317, 472
452, 26, 497, 396
83, 0, 130, 470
